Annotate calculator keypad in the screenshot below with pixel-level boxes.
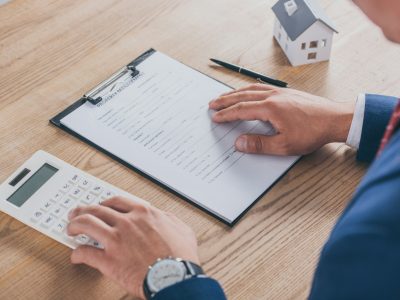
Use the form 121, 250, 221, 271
37, 174, 117, 249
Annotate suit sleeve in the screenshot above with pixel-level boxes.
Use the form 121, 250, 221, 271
153, 277, 227, 300
356, 94, 398, 162
309, 132, 400, 299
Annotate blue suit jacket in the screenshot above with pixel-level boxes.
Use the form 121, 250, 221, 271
154, 94, 399, 300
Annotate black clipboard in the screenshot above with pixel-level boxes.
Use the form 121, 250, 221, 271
50, 48, 300, 226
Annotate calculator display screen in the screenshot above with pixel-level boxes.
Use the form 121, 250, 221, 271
7, 164, 59, 207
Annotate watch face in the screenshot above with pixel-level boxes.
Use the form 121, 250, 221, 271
147, 259, 186, 293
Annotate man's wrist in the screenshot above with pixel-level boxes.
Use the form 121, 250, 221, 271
328, 100, 356, 144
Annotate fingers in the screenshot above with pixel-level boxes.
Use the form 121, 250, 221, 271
235, 134, 288, 155
67, 214, 113, 246
71, 245, 107, 270
69, 205, 120, 226
212, 101, 270, 123
218, 83, 277, 97
209, 91, 274, 110
100, 196, 148, 213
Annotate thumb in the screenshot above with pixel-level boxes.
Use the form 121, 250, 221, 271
235, 134, 284, 155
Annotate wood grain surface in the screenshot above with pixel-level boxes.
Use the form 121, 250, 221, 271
1, 0, 399, 299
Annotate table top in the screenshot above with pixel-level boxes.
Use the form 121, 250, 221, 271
1, 0, 400, 299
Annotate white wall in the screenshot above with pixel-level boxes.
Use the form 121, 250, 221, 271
274, 19, 334, 66
288, 22, 333, 66
273, 19, 292, 56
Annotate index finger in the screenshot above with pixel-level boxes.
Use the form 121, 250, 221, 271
67, 214, 113, 247
101, 196, 150, 213
212, 101, 271, 123
218, 83, 277, 97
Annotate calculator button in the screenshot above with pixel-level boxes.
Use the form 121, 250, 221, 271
81, 192, 97, 205
31, 211, 44, 223
69, 187, 84, 199
90, 185, 104, 196
69, 174, 80, 185
52, 220, 68, 235
52, 192, 64, 202
51, 206, 66, 218
88, 239, 104, 249
60, 183, 72, 194
41, 215, 56, 229
79, 179, 92, 190
101, 190, 116, 200
74, 234, 90, 245
40, 200, 54, 212
61, 197, 74, 209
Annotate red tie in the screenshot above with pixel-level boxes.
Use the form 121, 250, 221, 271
377, 100, 400, 156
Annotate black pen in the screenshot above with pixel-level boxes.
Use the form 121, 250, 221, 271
210, 58, 288, 88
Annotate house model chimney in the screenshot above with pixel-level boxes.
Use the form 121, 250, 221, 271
284, 0, 298, 16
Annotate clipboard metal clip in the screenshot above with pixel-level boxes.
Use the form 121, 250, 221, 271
83, 64, 140, 105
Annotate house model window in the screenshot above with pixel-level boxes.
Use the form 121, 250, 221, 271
308, 52, 317, 60
272, 0, 339, 66
310, 41, 318, 48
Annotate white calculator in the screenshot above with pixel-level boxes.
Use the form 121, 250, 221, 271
0, 150, 147, 249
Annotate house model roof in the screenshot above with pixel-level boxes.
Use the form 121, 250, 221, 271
272, 0, 338, 41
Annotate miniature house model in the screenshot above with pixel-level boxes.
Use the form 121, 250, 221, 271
272, 0, 338, 66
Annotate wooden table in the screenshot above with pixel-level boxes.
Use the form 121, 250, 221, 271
1, 0, 399, 299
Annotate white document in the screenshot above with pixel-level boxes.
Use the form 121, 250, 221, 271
60, 51, 299, 224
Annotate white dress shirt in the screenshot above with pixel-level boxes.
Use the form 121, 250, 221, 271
346, 94, 366, 149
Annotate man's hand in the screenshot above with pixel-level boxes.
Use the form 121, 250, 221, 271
209, 84, 355, 156
67, 197, 199, 299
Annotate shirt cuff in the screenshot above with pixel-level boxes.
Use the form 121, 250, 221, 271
346, 94, 366, 149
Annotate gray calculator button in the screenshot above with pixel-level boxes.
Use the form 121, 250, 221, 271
53, 221, 68, 235
52, 192, 64, 202
88, 239, 104, 249
31, 211, 44, 223
74, 234, 90, 245
41, 201, 54, 212
90, 185, 104, 196
78, 179, 92, 190
41, 215, 56, 229
69, 187, 83, 199
81, 192, 96, 205
69, 174, 80, 185
60, 183, 72, 194
61, 197, 74, 209
51, 206, 66, 218
101, 190, 116, 200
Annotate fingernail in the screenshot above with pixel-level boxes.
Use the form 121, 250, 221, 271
236, 136, 247, 151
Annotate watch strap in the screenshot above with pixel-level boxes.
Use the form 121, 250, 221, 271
183, 261, 204, 277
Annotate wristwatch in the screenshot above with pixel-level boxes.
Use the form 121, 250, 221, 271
143, 257, 205, 299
